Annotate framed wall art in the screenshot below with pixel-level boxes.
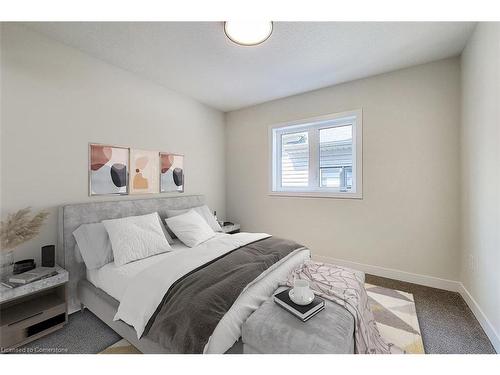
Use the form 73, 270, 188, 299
160, 153, 184, 193
89, 144, 129, 196
129, 149, 159, 194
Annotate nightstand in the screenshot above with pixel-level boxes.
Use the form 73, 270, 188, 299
221, 223, 241, 234
0, 266, 68, 351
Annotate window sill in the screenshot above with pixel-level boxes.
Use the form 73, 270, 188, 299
268, 191, 363, 199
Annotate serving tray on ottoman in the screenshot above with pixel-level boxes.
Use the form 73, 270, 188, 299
242, 286, 355, 354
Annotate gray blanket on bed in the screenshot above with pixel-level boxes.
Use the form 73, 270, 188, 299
143, 236, 304, 353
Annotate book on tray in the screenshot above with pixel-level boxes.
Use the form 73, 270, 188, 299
7, 267, 57, 286
273, 288, 325, 322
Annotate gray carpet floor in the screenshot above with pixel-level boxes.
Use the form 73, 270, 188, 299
17, 309, 121, 354
17, 275, 496, 354
365, 274, 496, 354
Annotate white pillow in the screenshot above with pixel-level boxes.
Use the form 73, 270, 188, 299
165, 210, 216, 247
103, 212, 172, 266
72, 223, 114, 270
166, 205, 222, 233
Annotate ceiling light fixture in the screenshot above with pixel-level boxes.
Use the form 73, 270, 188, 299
224, 21, 273, 46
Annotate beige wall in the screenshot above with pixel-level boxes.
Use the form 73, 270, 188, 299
460, 23, 500, 343
0, 24, 226, 264
1, 22, 498, 345
226, 58, 461, 280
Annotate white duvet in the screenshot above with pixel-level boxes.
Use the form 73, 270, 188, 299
110, 232, 310, 353
86, 237, 194, 301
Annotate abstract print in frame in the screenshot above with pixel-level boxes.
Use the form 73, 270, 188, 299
130, 149, 160, 194
89, 144, 129, 196
160, 153, 184, 193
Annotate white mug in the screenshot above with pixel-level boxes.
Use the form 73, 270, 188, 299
291, 279, 314, 304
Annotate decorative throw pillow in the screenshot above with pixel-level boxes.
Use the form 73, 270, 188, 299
166, 205, 222, 232
103, 212, 172, 266
73, 223, 114, 270
165, 209, 216, 248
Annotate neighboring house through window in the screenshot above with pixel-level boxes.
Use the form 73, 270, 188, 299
270, 109, 362, 198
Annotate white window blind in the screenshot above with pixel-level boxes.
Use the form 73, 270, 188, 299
270, 110, 362, 198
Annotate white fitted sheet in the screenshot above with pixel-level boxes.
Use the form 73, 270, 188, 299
86, 234, 226, 301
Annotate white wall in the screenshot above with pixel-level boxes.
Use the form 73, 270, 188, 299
1, 21, 498, 347
460, 23, 500, 348
226, 58, 461, 281
0, 24, 226, 264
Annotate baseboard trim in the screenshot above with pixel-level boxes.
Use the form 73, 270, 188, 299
313, 255, 461, 291
458, 283, 500, 353
312, 254, 499, 353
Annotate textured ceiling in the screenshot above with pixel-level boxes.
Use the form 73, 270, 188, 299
24, 22, 475, 112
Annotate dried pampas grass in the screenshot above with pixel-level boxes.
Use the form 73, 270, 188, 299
0, 208, 49, 251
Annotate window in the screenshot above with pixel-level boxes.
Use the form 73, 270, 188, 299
270, 109, 362, 198
281, 131, 309, 187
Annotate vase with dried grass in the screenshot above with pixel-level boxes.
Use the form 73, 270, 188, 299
0, 207, 49, 275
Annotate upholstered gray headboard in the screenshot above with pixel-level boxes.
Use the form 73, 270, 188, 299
57, 195, 205, 312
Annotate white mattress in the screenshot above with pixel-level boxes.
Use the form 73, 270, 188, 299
87, 232, 310, 353
86, 236, 224, 301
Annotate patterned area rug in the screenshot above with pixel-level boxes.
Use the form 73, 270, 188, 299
365, 283, 425, 353
100, 284, 424, 354
99, 339, 141, 354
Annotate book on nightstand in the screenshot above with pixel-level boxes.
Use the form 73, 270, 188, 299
8, 267, 57, 285
273, 288, 325, 322
1, 277, 19, 288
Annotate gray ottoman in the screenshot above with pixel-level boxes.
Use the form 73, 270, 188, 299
242, 287, 355, 354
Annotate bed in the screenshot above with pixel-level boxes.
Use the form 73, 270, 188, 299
57, 195, 312, 353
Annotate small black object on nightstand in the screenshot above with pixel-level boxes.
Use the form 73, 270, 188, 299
13, 259, 36, 274
41, 245, 56, 267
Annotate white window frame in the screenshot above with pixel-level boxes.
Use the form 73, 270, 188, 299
269, 109, 363, 199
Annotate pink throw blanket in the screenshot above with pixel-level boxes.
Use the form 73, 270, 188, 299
286, 261, 403, 354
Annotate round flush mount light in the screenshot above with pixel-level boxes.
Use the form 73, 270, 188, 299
224, 21, 273, 46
